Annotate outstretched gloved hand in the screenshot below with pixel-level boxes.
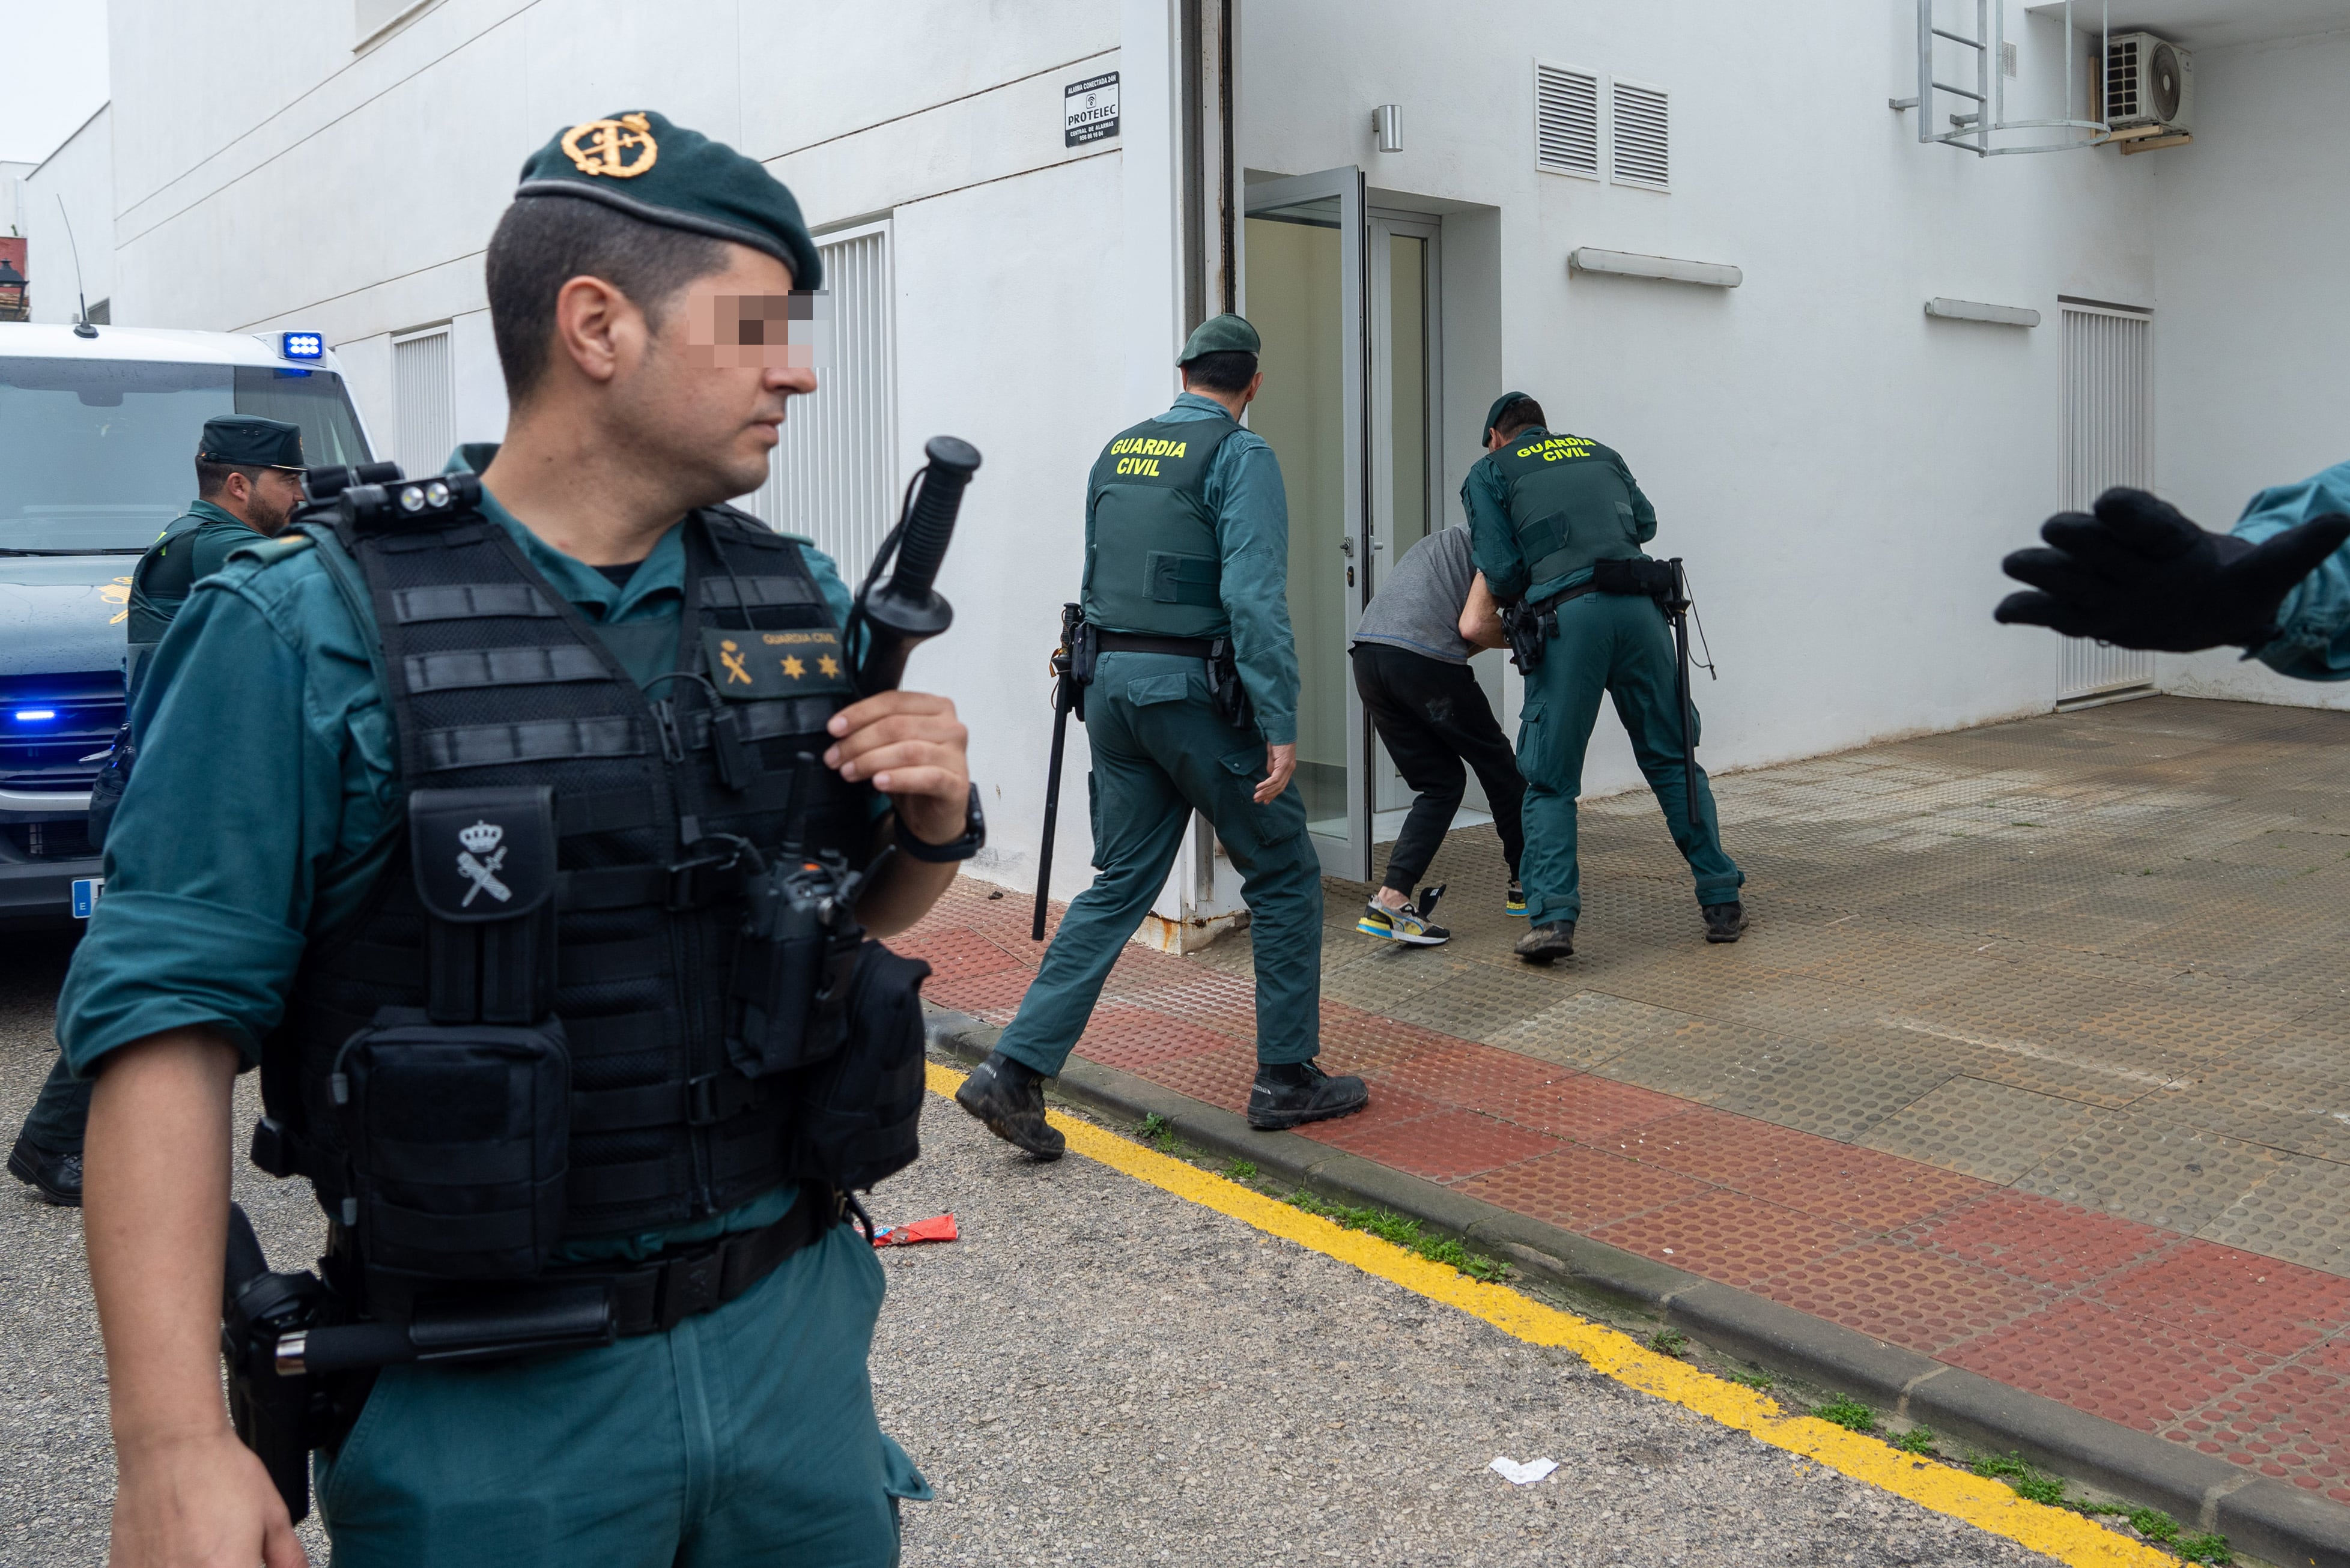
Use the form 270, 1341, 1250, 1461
1996, 487, 2350, 653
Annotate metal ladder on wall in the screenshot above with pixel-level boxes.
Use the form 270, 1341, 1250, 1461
1899, 0, 2109, 157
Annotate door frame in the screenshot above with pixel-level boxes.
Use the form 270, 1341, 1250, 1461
1240, 166, 1374, 880
1367, 210, 1446, 821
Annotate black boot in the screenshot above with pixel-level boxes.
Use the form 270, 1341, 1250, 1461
1514, 921, 1576, 964
7, 1134, 82, 1208
953, 1052, 1066, 1161
1247, 1059, 1369, 1131
1702, 901, 1746, 943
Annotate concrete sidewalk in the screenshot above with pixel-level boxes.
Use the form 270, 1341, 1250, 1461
906, 697, 2350, 1524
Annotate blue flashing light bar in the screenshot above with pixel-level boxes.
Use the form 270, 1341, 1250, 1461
13, 709, 58, 722
281, 330, 326, 362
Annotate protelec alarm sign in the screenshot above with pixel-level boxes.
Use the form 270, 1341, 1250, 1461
1064, 73, 1119, 147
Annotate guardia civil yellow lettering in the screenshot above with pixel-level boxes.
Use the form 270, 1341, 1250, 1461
1108, 438, 1189, 459
1517, 435, 1596, 463
1117, 456, 1163, 476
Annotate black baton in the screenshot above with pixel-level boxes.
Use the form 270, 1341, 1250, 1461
1668, 558, 1700, 829
1034, 603, 1083, 940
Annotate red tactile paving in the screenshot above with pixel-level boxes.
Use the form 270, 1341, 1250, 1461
1899, 1191, 2180, 1288
1307, 1109, 1565, 1184
1074, 1003, 1252, 1072
1589, 1188, 1868, 1289
2086, 1241, 2350, 1358
1762, 1240, 2054, 1356
2168, 1363, 2350, 1498
1479, 1074, 1689, 1144
1459, 1145, 1711, 1233
1943, 1298, 2282, 1432
908, 872, 2350, 1500
1739, 1143, 1997, 1232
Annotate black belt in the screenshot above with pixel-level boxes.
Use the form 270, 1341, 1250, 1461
594, 1183, 852, 1334
1093, 631, 1218, 658
1530, 581, 1600, 614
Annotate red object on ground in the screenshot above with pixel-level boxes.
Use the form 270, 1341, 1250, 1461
873, 1214, 958, 1247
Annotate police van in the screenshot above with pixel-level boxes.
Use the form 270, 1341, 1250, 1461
0, 322, 374, 926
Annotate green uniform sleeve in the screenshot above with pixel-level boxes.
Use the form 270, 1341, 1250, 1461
1612, 453, 1659, 545
1205, 432, 1301, 746
1463, 458, 1529, 601
58, 558, 392, 1076
2236, 458, 2350, 682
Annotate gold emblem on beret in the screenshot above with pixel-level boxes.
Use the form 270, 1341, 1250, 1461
560, 112, 658, 179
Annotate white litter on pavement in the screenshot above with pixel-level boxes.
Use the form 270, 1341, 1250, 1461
1490, 1456, 1559, 1486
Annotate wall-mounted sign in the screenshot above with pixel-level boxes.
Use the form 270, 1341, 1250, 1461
1065, 72, 1120, 147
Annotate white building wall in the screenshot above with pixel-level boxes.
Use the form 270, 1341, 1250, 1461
1241, 0, 2160, 799
2149, 23, 2350, 712
23, 107, 114, 325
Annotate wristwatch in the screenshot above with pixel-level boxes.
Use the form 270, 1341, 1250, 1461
896, 784, 986, 862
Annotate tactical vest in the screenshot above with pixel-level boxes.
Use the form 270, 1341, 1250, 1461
263, 503, 875, 1255
1082, 414, 1241, 637
124, 513, 211, 698
1487, 430, 1645, 588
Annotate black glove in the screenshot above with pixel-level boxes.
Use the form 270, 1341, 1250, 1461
1995, 487, 2350, 653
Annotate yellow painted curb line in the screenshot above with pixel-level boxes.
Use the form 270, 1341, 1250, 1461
926, 1061, 2176, 1568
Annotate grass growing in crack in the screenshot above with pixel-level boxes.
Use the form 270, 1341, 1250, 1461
1132, 1113, 1186, 1156
1222, 1158, 1258, 1181
1647, 1328, 1689, 1359
1283, 1190, 1511, 1283
1729, 1369, 1775, 1393
2128, 1509, 2179, 1545
1810, 1396, 1877, 1433
1892, 1426, 1937, 1456
2173, 1533, 2232, 1564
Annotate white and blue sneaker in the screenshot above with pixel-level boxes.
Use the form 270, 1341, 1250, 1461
1357, 884, 1450, 946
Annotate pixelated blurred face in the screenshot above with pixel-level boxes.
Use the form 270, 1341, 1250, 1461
632, 244, 820, 501
683, 289, 829, 370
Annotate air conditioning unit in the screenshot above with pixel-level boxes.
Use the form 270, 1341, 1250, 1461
2104, 32, 2193, 135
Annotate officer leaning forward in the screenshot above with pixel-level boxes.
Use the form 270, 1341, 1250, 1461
64, 111, 977, 1566
955, 315, 1369, 1155
8, 415, 307, 1211
1462, 393, 1746, 963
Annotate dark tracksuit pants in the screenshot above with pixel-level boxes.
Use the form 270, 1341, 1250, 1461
1349, 642, 1525, 897
15, 1055, 90, 1158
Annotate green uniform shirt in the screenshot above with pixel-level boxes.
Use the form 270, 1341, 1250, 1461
58, 490, 858, 1260
1462, 426, 1657, 603
1098, 393, 1302, 744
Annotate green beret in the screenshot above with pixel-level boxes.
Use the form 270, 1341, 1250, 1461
1177, 312, 1262, 365
515, 110, 821, 291
1483, 392, 1535, 444
197, 415, 304, 470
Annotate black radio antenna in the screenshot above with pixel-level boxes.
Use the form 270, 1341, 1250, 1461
56, 196, 96, 339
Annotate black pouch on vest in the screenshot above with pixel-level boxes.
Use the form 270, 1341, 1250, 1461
1206, 637, 1256, 730
330, 1013, 570, 1281
1591, 557, 1677, 600
332, 786, 569, 1283
727, 853, 864, 1078
785, 940, 932, 1191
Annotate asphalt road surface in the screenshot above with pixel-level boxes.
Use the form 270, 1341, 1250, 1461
2, 933, 2061, 1567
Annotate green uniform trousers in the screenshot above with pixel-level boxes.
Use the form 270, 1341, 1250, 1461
996, 651, 1323, 1076
1516, 592, 1743, 928
313, 1224, 928, 1567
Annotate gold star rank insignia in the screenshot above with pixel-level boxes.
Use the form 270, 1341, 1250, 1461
817, 655, 841, 678
782, 656, 806, 680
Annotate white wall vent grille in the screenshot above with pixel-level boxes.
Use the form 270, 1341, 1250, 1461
2058, 304, 2156, 702
1609, 79, 1669, 189
1534, 62, 1601, 178
390, 325, 452, 477
745, 221, 896, 574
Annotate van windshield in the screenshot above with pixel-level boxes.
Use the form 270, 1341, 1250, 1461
0, 359, 372, 553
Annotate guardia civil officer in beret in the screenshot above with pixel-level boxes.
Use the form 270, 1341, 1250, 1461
1462, 393, 1745, 963
8, 416, 307, 1210
65, 111, 968, 1566
955, 316, 1369, 1154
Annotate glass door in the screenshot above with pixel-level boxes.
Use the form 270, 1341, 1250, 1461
1242, 168, 1371, 880
1367, 213, 1449, 831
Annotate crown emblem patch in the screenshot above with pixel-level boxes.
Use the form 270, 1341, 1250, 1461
454, 820, 511, 906
560, 113, 658, 179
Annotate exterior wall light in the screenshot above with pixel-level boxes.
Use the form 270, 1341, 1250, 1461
1567, 248, 1741, 288
1923, 297, 2040, 327
1372, 103, 1402, 153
